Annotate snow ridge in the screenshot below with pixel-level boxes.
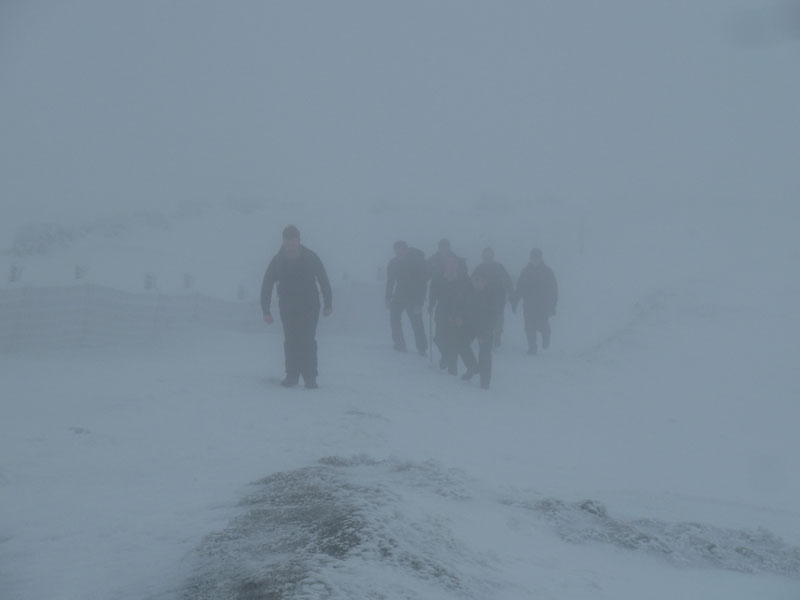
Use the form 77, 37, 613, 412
177, 457, 499, 600
170, 458, 800, 600
507, 496, 800, 579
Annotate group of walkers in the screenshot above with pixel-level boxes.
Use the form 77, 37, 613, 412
261, 225, 558, 390
386, 238, 558, 389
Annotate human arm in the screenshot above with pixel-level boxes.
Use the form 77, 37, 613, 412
260, 256, 279, 323
385, 258, 396, 308
314, 253, 333, 315
549, 270, 558, 316
511, 269, 524, 313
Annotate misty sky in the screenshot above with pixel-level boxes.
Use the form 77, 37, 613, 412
1, 0, 799, 223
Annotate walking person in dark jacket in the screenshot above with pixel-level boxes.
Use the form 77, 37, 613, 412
427, 238, 468, 326
512, 248, 558, 355
386, 240, 429, 355
427, 238, 468, 283
457, 271, 504, 389
430, 255, 471, 374
472, 247, 514, 348
261, 225, 332, 388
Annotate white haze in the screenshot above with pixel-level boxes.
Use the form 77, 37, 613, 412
1, 1, 800, 599
2, 0, 799, 220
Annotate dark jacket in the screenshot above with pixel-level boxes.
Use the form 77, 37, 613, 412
386, 247, 428, 306
514, 262, 558, 318
427, 251, 468, 308
472, 260, 514, 303
432, 273, 471, 324
462, 283, 505, 339
261, 245, 332, 316
427, 251, 468, 280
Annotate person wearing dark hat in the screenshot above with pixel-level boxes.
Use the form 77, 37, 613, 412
512, 248, 558, 355
472, 247, 514, 348
261, 225, 332, 388
385, 240, 429, 355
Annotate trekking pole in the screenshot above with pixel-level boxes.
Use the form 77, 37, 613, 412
428, 307, 433, 366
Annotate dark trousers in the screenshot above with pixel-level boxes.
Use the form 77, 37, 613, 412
523, 305, 551, 351
280, 308, 320, 380
434, 318, 459, 373
493, 306, 506, 347
460, 331, 493, 388
390, 301, 427, 353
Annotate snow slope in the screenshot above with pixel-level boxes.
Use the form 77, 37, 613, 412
1, 202, 799, 599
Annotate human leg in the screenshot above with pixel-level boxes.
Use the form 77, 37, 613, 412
280, 313, 302, 385
390, 301, 406, 351
408, 306, 428, 355
540, 316, 551, 349
523, 305, 537, 353
297, 309, 320, 386
477, 337, 492, 388
458, 331, 479, 379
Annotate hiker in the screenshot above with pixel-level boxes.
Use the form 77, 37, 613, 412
385, 240, 429, 355
512, 248, 558, 355
472, 247, 514, 347
261, 225, 332, 388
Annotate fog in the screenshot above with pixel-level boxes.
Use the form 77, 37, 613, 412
3, 4, 800, 598
2, 0, 798, 231
4, 0, 800, 337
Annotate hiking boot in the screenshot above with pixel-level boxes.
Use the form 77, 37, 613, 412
280, 375, 299, 387
304, 377, 318, 389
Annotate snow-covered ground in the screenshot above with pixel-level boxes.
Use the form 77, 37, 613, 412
2, 2, 800, 597
1, 202, 799, 599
